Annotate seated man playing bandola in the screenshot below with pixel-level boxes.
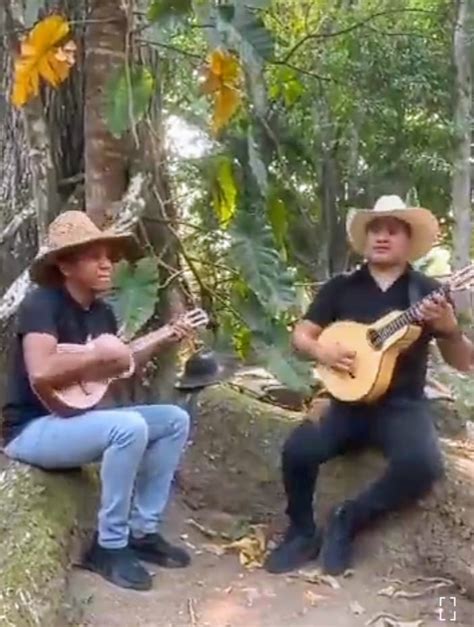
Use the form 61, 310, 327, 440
264, 196, 473, 576
2, 211, 200, 592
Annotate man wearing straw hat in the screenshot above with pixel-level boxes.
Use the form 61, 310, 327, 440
264, 195, 473, 577
2, 211, 197, 591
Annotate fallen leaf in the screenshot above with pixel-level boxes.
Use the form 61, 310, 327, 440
350, 600, 365, 615
295, 568, 341, 589
377, 585, 397, 598
201, 542, 226, 556
222, 525, 268, 569
11, 15, 76, 107
304, 590, 327, 606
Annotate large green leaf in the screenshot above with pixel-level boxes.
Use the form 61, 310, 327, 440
104, 65, 155, 138
109, 258, 160, 339
267, 187, 288, 252
148, 0, 192, 22
229, 213, 295, 314
256, 339, 313, 394
217, 4, 274, 61
211, 156, 237, 226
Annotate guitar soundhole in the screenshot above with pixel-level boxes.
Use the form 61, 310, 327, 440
367, 328, 383, 350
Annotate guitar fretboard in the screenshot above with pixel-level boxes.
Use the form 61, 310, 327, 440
374, 284, 449, 345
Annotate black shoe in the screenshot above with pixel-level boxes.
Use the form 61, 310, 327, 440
264, 527, 322, 574
81, 540, 152, 591
130, 532, 191, 568
321, 503, 355, 575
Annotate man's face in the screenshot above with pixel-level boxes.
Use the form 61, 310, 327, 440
364, 217, 411, 266
58, 242, 115, 292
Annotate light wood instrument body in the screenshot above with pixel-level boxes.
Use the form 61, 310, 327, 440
316, 312, 421, 403
34, 308, 209, 416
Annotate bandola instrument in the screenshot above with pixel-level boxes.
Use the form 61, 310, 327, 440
35, 308, 209, 416
316, 264, 474, 403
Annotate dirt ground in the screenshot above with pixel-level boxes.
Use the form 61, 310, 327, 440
68, 497, 473, 627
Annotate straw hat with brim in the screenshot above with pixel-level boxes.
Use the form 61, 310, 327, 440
30, 210, 141, 286
175, 350, 238, 391
346, 195, 440, 262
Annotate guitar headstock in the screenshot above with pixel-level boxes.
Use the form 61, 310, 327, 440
447, 263, 474, 293
180, 308, 209, 329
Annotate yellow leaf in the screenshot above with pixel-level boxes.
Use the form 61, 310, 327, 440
213, 85, 241, 135
200, 48, 243, 136
223, 525, 268, 569
11, 15, 76, 108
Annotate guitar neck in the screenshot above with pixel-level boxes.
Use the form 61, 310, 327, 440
377, 283, 449, 340
129, 326, 175, 357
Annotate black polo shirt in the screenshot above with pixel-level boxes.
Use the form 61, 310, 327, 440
304, 264, 441, 401
2, 286, 117, 444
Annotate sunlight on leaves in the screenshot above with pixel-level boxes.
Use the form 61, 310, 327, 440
200, 48, 243, 135
11, 15, 76, 108
104, 65, 155, 138
211, 155, 237, 226
148, 0, 192, 22
109, 258, 160, 339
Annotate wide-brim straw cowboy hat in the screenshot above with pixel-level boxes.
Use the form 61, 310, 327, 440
346, 195, 440, 261
30, 210, 141, 286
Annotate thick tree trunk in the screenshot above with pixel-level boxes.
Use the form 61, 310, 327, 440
84, 0, 129, 225
451, 0, 472, 315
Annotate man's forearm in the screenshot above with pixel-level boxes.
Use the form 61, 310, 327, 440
32, 350, 101, 390
437, 331, 473, 372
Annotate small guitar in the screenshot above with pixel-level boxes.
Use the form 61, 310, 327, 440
316, 265, 474, 403
35, 308, 209, 416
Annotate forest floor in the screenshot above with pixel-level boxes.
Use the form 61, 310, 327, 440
68, 496, 473, 627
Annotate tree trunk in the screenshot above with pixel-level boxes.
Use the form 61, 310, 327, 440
84, 0, 129, 226
451, 0, 472, 315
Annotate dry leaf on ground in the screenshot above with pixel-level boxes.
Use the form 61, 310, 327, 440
293, 568, 341, 590
366, 611, 424, 627
350, 600, 366, 615
223, 525, 268, 569
304, 590, 327, 606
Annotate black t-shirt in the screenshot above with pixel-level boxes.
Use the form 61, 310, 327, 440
304, 264, 441, 401
2, 286, 117, 444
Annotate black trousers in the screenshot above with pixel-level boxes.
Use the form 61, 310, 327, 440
282, 397, 444, 536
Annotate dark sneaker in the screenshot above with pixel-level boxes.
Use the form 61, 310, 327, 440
130, 532, 191, 568
321, 504, 355, 575
264, 527, 322, 574
81, 540, 152, 591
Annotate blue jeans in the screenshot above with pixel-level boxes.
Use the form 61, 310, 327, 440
4, 404, 190, 549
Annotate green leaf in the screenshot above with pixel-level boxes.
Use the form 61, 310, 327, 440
256, 339, 313, 394
267, 188, 288, 252
104, 65, 155, 138
211, 156, 237, 226
229, 213, 295, 314
233, 7, 274, 60
109, 258, 160, 339
217, 5, 274, 61
148, 0, 192, 22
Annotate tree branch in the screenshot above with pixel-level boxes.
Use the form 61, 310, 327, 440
280, 8, 444, 63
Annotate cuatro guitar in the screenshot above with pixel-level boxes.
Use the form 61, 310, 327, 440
33, 308, 209, 416
316, 264, 474, 403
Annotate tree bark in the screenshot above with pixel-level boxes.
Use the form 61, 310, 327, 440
84, 0, 129, 226
451, 0, 472, 315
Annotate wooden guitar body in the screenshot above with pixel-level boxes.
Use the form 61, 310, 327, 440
316, 311, 422, 403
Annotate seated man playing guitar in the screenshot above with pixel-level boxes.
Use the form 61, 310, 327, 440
264, 195, 473, 576
2, 211, 206, 592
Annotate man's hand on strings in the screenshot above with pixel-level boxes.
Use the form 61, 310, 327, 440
416, 293, 459, 336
